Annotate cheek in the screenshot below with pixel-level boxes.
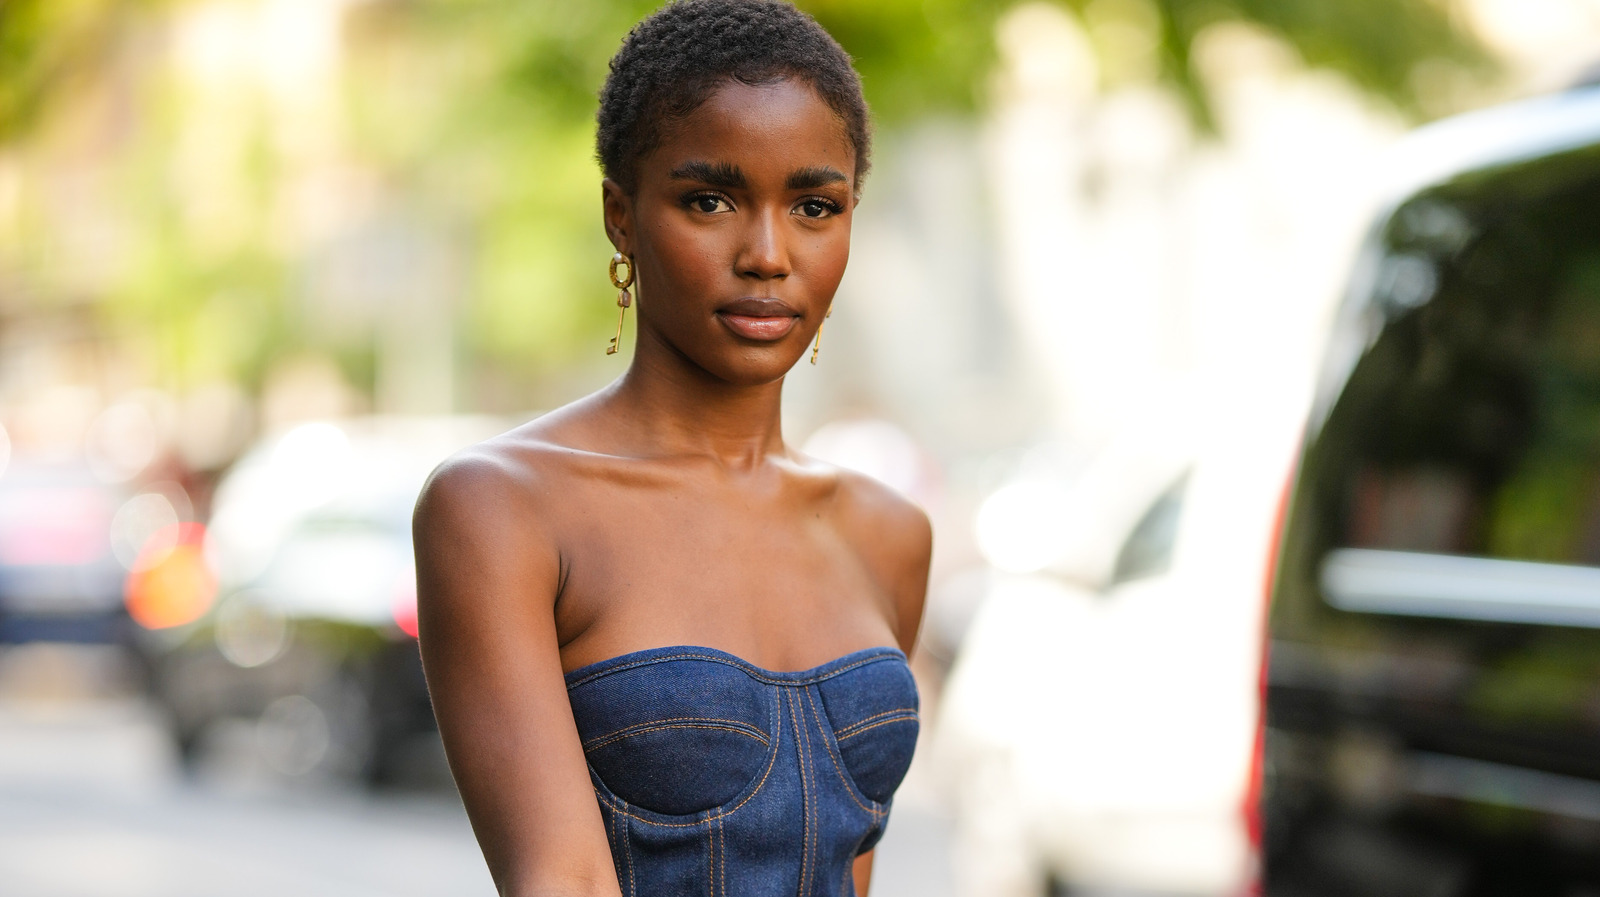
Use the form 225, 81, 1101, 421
642, 219, 725, 298
800, 228, 852, 293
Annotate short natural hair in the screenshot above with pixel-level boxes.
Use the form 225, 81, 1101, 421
596, 0, 871, 193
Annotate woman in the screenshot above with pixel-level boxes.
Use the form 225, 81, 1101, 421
412, 2, 932, 895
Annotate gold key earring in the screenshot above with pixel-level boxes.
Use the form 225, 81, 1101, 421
810, 307, 832, 365
606, 252, 635, 356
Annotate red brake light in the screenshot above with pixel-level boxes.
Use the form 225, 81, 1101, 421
392, 567, 419, 638
1242, 462, 1296, 894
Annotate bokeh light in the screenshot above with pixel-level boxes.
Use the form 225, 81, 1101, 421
109, 489, 185, 569
83, 396, 167, 484
124, 523, 217, 630
257, 694, 331, 776
214, 594, 291, 669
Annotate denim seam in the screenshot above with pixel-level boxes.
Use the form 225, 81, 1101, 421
835, 715, 919, 743
612, 805, 619, 879
836, 706, 916, 730
567, 651, 897, 689
803, 686, 887, 819
705, 817, 714, 897
805, 693, 818, 897
588, 693, 783, 829
605, 803, 619, 889
787, 689, 804, 896
787, 688, 813, 897
716, 815, 726, 897
804, 690, 818, 897
618, 805, 636, 897
584, 720, 771, 751
833, 708, 918, 739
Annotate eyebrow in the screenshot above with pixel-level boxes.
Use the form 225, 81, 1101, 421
668, 160, 745, 188
785, 166, 848, 190
666, 160, 850, 192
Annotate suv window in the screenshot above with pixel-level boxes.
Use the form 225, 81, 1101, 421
1308, 146, 1600, 623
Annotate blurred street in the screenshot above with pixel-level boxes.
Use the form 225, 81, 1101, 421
0, 645, 952, 897
4, 1, 1599, 895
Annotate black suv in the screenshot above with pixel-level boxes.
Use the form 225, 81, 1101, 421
1264, 83, 1600, 894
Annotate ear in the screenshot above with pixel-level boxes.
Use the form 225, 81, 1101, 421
601, 178, 633, 255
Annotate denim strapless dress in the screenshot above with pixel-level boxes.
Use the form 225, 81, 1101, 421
564, 645, 920, 896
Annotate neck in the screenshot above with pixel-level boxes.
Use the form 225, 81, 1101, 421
604, 333, 788, 469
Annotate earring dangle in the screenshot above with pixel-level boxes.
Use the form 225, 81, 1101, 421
606, 252, 635, 356
810, 308, 832, 365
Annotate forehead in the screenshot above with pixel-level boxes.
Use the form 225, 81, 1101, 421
642, 79, 856, 186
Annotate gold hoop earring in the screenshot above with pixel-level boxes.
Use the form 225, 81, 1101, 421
810, 307, 831, 365
606, 252, 635, 356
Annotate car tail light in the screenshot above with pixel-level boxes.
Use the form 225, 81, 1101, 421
392, 566, 418, 638
1240, 462, 1296, 894
125, 522, 217, 629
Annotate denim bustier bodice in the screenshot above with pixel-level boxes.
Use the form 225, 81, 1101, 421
564, 645, 919, 896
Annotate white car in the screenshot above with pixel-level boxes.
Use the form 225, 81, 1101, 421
934, 393, 1301, 896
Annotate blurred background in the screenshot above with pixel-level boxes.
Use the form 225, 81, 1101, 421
1, 1, 1598, 895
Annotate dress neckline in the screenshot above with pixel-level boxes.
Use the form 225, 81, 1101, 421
563, 644, 907, 688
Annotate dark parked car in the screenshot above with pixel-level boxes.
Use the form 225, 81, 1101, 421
1264, 83, 1600, 893
151, 416, 501, 784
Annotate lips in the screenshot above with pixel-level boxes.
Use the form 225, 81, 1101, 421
716, 297, 801, 342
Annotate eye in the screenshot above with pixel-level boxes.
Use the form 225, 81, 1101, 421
687, 193, 732, 214
796, 198, 842, 219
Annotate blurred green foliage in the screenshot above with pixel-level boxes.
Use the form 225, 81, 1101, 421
1, 0, 121, 143
0, 0, 1492, 405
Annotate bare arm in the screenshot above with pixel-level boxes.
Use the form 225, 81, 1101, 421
888, 503, 933, 654
414, 453, 621, 897
853, 851, 875, 895
836, 471, 933, 655
844, 476, 933, 897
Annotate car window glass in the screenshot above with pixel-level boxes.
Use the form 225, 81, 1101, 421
1322, 157, 1600, 565
1308, 149, 1600, 625
1111, 471, 1189, 586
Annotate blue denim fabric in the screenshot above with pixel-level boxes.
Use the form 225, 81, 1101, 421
564, 645, 920, 896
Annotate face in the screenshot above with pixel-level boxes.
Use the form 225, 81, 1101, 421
603, 78, 856, 386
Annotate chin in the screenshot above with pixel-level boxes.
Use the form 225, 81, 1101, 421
702, 346, 807, 386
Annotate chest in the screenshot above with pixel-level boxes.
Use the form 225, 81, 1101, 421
551, 478, 888, 651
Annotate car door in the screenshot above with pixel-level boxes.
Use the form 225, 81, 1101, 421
1265, 133, 1600, 893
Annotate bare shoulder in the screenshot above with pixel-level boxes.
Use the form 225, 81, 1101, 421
414, 404, 602, 539
831, 469, 932, 561
826, 467, 933, 652
411, 417, 600, 608
415, 435, 549, 543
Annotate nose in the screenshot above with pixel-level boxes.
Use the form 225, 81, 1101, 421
736, 206, 790, 281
